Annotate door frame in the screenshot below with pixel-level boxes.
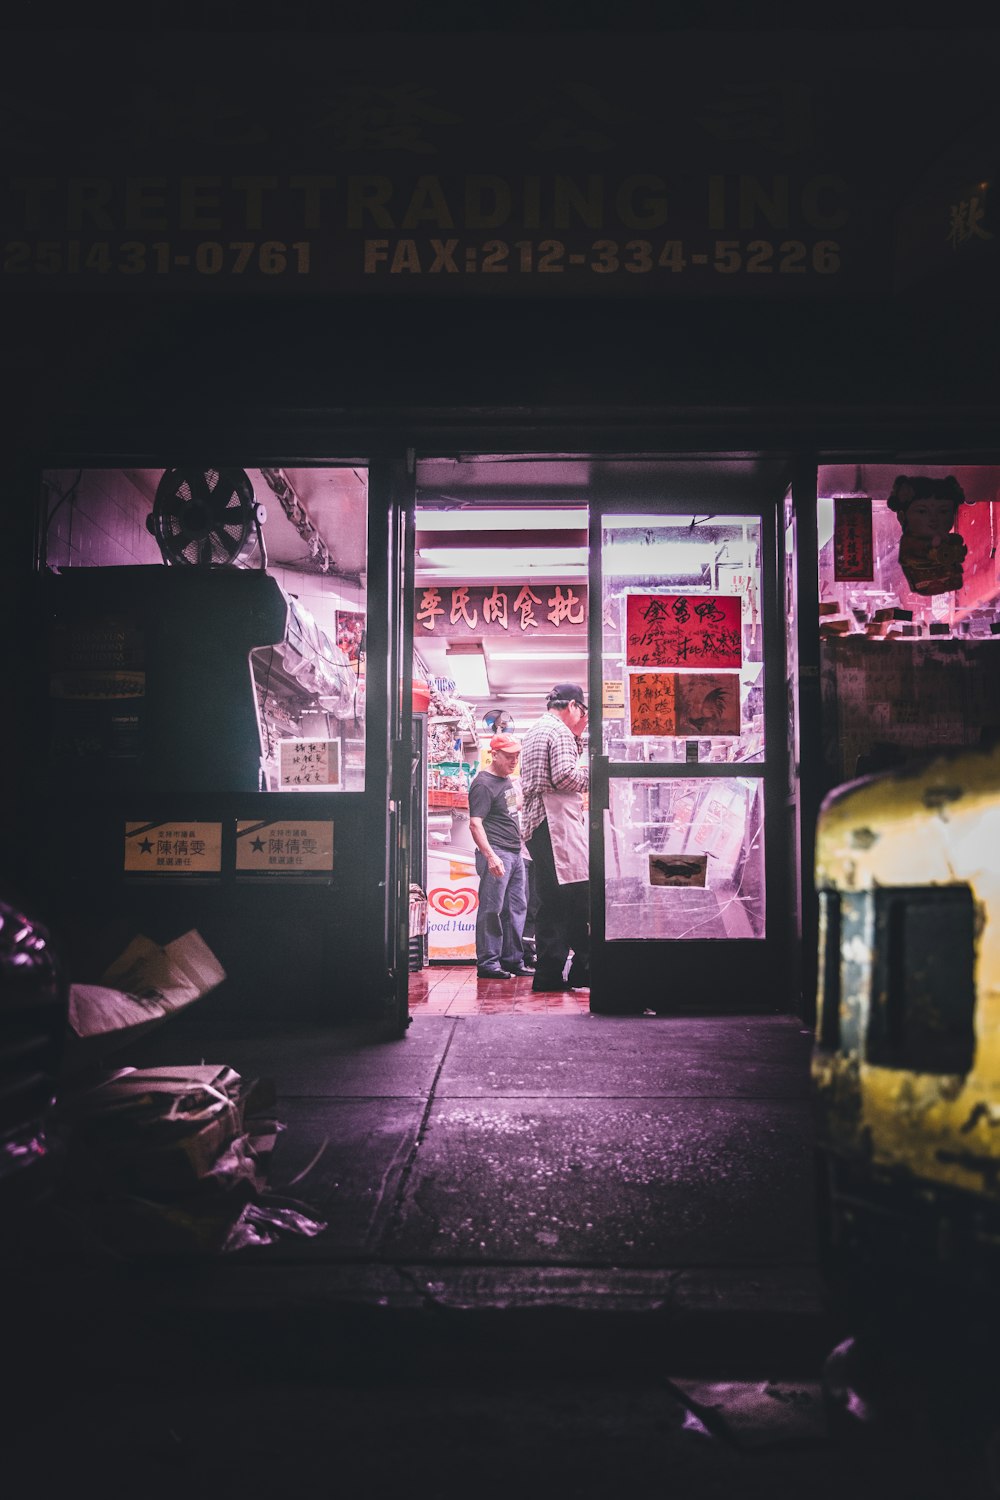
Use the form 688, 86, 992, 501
586, 482, 790, 1015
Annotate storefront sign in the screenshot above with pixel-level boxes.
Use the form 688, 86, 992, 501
235, 820, 334, 873
124, 821, 222, 874
833, 497, 874, 581
416, 583, 587, 635
278, 738, 341, 790
626, 593, 742, 669
629, 671, 741, 737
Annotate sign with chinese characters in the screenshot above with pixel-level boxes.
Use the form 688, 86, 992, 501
626, 594, 742, 669
278, 738, 341, 790
833, 497, 874, 581
629, 672, 741, 737
415, 583, 587, 635
124, 822, 222, 874
235, 828, 335, 876
235, 820, 334, 873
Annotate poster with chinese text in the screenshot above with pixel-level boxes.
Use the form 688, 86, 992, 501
626, 593, 742, 669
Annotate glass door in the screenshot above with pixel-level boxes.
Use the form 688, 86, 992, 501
589, 497, 786, 1013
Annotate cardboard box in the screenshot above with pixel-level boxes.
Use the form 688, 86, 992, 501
67, 930, 225, 1041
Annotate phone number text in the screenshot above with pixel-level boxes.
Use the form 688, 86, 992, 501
364, 238, 842, 275
1, 241, 312, 274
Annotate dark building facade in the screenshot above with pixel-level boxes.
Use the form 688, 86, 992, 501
3, 24, 999, 1034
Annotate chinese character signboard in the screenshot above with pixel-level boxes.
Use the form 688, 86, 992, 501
124, 822, 222, 874
278, 738, 341, 790
235, 820, 334, 873
628, 672, 741, 737
625, 594, 742, 668
416, 583, 587, 635
833, 497, 874, 581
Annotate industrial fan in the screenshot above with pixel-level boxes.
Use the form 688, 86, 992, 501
147, 467, 267, 568
482, 708, 516, 732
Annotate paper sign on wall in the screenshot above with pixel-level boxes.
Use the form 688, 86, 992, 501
236, 820, 334, 872
278, 738, 341, 790
629, 672, 741, 737
626, 593, 742, 669
124, 822, 222, 874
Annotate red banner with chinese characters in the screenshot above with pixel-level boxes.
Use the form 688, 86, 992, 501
628, 671, 741, 736
415, 583, 587, 635
833, 497, 874, 581
626, 593, 742, 668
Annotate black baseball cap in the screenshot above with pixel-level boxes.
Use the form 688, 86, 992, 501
547, 683, 587, 711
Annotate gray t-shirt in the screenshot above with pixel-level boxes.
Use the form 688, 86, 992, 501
468, 770, 521, 851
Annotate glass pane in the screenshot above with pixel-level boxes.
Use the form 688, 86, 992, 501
605, 777, 766, 940
40, 465, 369, 792
601, 514, 764, 763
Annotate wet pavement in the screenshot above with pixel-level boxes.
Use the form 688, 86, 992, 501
7, 1011, 1000, 1496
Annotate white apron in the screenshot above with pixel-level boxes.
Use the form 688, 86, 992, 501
541, 789, 589, 885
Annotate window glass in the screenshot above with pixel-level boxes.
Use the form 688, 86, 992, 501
601, 514, 764, 763
605, 776, 765, 940
40, 465, 368, 792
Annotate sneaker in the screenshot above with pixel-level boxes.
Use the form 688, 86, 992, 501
476, 966, 514, 980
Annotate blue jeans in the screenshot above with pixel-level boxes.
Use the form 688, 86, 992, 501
474, 847, 528, 971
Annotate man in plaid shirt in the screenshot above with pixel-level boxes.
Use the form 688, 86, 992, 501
520, 683, 590, 993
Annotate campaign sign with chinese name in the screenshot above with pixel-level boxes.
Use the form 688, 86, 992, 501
416, 583, 588, 635
124, 822, 222, 874
629, 672, 741, 737
235, 820, 334, 873
278, 738, 341, 790
626, 593, 742, 669
833, 497, 874, 581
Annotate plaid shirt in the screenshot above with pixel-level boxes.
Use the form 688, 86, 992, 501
520, 712, 589, 844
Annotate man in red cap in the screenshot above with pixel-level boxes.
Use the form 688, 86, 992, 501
467, 733, 534, 980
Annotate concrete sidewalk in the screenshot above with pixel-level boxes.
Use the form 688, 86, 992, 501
88, 1009, 834, 1377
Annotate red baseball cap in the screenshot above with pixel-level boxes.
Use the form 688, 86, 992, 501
489, 733, 521, 754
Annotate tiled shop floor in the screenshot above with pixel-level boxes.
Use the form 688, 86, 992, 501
408, 964, 590, 1015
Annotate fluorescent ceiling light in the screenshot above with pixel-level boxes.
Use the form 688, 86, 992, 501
602, 541, 707, 577
445, 646, 490, 696
418, 547, 588, 568
417, 508, 588, 530
488, 650, 589, 661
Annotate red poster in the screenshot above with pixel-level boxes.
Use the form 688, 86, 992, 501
833, 497, 874, 581
628, 671, 741, 737
626, 594, 742, 668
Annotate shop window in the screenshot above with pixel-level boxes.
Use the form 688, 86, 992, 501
817, 463, 1000, 642
40, 465, 368, 793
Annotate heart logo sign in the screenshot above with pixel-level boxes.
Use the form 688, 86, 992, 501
430, 887, 478, 916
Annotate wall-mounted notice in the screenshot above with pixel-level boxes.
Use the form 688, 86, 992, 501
124, 822, 222, 874
629, 672, 741, 737
235, 821, 334, 873
626, 593, 742, 669
833, 497, 875, 581
278, 738, 341, 790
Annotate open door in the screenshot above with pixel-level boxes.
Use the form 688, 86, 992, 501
588, 479, 788, 1014
383, 451, 417, 1036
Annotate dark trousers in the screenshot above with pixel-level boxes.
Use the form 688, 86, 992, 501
526, 819, 590, 981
